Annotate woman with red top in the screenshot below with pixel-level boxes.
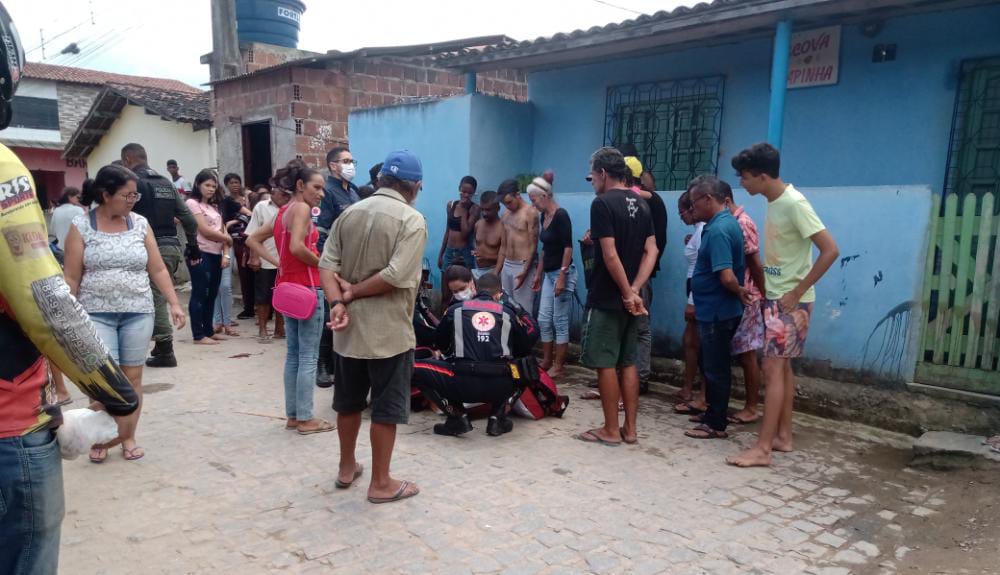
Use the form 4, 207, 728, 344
247, 160, 334, 435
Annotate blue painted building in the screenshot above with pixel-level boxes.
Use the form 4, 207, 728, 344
348, 0, 1000, 394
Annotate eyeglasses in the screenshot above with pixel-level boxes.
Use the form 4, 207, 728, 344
337, 159, 357, 166
124, 192, 142, 202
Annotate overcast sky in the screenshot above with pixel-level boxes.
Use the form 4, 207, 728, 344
8, 0, 692, 89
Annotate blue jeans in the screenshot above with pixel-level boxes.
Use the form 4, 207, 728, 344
0, 430, 63, 575
187, 252, 222, 341
213, 246, 235, 327
283, 288, 324, 421
89, 312, 155, 367
698, 316, 741, 432
538, 266, 577, 344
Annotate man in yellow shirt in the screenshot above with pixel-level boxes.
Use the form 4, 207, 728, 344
727, 143, 839, 468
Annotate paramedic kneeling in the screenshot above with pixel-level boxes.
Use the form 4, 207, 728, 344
413, 272, 539, 437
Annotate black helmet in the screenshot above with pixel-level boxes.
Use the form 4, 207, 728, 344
0, 2, 23, 130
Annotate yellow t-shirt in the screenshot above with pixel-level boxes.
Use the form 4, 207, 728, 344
763, 185, 826, 302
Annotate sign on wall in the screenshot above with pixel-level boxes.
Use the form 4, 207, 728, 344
787, 26, 841, 89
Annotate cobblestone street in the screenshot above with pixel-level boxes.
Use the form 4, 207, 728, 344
59, 334, 997, 575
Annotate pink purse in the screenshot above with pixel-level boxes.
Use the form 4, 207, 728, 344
272, 217, 319, 320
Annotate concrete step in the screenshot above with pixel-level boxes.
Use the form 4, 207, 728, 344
911, 431, 1000, 469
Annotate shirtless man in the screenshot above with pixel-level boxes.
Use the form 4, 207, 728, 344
437, 175, 479, 270
495, 178, 539, 311
472, 190, 503, 279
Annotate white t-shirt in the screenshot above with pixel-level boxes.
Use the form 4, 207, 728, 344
685, 222, 705, 305
49, 203, 85, 249
246, 199, 280, 269
172, 176, 189, 194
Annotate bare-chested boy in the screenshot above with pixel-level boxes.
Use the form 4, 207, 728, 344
472, 190, 503, 279
495, 179, 539, 312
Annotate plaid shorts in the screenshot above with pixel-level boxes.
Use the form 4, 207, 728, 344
763, 300, 813, 358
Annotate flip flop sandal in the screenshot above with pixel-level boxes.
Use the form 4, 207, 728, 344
620, 427, 638, 445
674, 401, 705, 415
122, 446, 145, 461
285, 419, 299, 430
580, 390, 602, 400
298, 420, 335, 435
335, 464, 364, 489
728, 414, 760, 424
368, 480, 419, 504
89, 447, 108, 464
684, 424, 729, 440
574, 429, 621, 447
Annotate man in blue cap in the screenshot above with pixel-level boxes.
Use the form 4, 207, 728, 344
319, 150, 427, 504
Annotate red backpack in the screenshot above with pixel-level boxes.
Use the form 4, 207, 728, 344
514, 369, 570, 420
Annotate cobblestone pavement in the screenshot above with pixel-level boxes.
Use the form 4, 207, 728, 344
58, 333, 981, 575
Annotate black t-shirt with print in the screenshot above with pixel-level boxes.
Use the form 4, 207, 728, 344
587, 188, 654, 311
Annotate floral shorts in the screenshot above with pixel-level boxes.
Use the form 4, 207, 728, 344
731, 299, 764, 355
763, 299, 813, 358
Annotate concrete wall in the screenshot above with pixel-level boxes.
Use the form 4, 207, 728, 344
88, 105, 214, 177
349, 96, 474, 280
469, 95, 534, 192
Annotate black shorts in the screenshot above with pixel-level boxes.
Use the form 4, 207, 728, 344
255, 268, 278, 304
334, 350, 413, 425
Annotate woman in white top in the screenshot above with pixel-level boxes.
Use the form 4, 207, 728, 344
48, 186, 85, 251
63, 164, 186, 463
676, 191, 705, 409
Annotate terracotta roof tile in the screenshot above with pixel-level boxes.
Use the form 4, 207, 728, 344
23, 62, 201, 94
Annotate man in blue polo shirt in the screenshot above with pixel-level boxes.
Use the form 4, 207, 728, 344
686, 175, 750, 440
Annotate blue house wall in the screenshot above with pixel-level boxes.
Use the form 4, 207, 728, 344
347, 4, 1000, 383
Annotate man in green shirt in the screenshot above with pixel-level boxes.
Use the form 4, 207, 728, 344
727, 143, 839, 468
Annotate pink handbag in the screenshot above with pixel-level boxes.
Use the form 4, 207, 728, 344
272, 217, 319, 320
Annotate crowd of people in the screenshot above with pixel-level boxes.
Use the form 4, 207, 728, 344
0, 13, 844, 570
39, 138, 842, 479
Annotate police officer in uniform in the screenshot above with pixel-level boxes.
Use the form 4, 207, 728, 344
121, 143, 200, 368
412, 272, 539, 437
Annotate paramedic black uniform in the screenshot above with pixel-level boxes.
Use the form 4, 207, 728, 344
412, 293, 538, 432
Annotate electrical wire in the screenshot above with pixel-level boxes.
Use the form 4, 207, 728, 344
590, 0, 645, 15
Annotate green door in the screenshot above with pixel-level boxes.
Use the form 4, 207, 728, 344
916, 58, 1000, 394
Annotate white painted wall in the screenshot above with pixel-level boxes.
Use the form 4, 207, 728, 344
87, 104, 214, 178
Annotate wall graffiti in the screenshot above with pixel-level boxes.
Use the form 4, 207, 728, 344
861, 300, 917, 379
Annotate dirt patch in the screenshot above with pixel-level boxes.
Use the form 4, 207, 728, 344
830, 443, 1000, 575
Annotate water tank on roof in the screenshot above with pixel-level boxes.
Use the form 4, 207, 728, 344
235, 0, 306, 49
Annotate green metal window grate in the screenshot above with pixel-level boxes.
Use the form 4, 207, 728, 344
942, 58, 1000, 216
604, 75, 724, 190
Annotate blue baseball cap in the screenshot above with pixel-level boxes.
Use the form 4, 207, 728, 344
380, 149, 423, 182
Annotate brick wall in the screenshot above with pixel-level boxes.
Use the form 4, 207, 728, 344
213, 51, 527, 171
56, 83, 101, 144
240, 42, 319, 76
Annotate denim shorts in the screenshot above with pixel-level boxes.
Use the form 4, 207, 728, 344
89, 312, 155, 367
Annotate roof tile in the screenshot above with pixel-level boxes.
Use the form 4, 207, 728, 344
24, 62, 201, 94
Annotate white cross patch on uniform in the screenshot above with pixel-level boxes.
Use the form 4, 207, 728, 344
472, 312, 496, 343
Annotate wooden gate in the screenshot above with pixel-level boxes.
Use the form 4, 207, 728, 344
915, 58, 1000, 394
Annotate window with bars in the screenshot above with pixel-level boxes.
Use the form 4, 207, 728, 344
10, 96, 59, 130
604, 75, 724, 191
293, 84, 301, 101
294, 119, 303, 135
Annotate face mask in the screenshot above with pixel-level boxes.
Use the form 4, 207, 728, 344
340, 163, 356, 182
454, 288, 474, 301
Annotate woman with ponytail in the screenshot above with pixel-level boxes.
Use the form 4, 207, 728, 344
246, 160, 334, 435
63, 164, 187, 462
528, 170, 576, 377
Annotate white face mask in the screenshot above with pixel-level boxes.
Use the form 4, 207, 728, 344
340, 163, 356, 182
454, 288, 474, 301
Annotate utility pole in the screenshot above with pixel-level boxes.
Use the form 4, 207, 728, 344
39, 28, 45, 59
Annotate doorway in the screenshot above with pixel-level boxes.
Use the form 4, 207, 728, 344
241, 121, 273, 189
